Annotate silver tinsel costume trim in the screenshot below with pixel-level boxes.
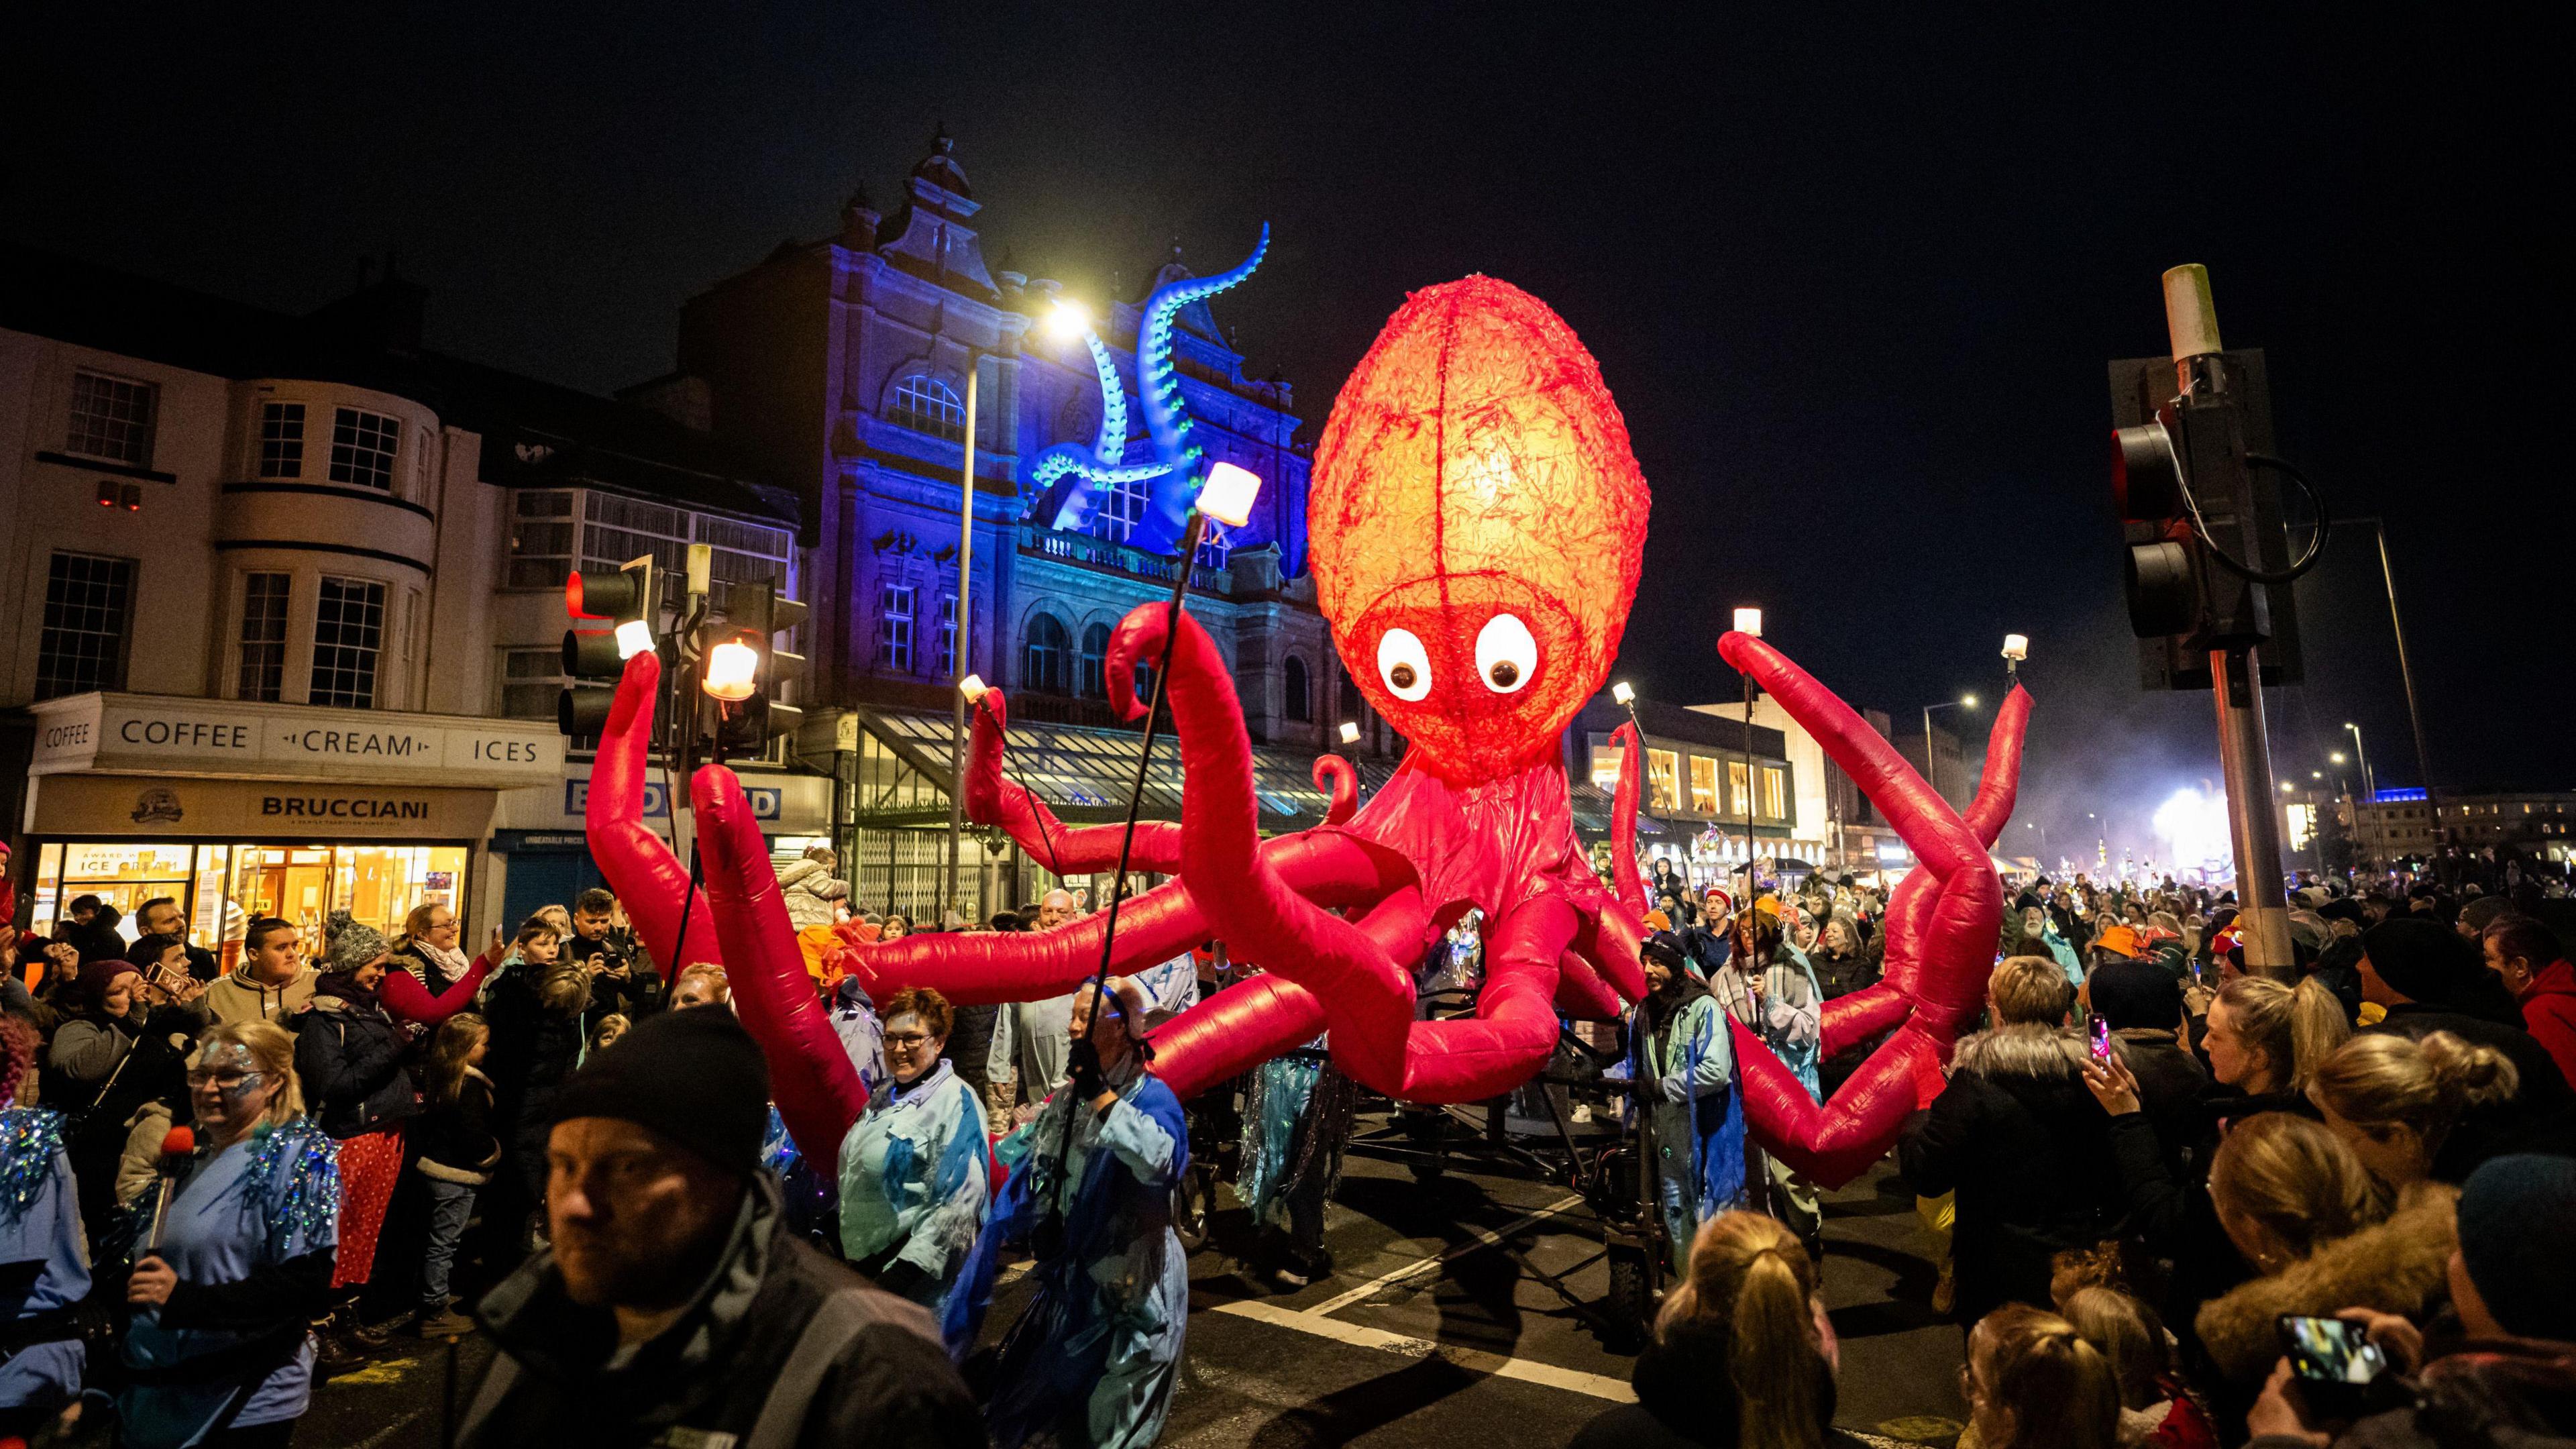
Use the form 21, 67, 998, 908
237, 1117, 341, 1255
0, 1106, 66, 1223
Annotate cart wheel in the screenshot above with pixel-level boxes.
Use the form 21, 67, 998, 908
1604, 1246, 1653, 1353
1173, 1166, 1214, 1254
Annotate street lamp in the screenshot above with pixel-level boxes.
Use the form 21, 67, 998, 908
1923, 695, 1976, 804
2001, 633, 2029, 680
2344, 722, 2376, 802
1044, 297, 1093, 345
1732, 607, 1763, 892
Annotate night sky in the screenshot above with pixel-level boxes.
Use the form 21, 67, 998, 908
8, 6, 2565, 861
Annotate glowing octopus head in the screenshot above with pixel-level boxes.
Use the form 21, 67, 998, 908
1310, 276, 1650, 786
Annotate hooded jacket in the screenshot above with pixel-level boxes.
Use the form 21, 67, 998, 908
460, 1176, 977, 1449
293, 979, 424, 1140
2195, 1184, 2461, 1385
2519, 959, 2576, 1094
202, 962, 318, 1026
1900, 1024, 2121, 1324
775, 858, 850, 932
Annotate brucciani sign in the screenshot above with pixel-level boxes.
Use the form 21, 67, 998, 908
260, 794, 437, 820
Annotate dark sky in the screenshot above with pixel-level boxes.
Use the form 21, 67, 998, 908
8, 5, 2565, 861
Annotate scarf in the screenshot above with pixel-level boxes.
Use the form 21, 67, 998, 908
317, 968, 384, 1013
411, 939, 473, 986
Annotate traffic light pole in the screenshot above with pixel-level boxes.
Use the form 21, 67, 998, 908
2209, 645, 2295, 979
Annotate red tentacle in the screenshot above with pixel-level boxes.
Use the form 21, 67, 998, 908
1734, 1015, 1945, 1186
1607, 720, 1650, 918
1397, 894, 1574, 1102
1554, 949, 1626, 1020
690, 765, 869, 1173
1570, 902, 1650, 1003
1962, 683, 2034, 849
1146, 974, 1328, 1102
1108, 602, 1419, 1086
1313, 753, 1358, 826
1818, 982, 1912, 1058
963, 687, 1183, 874
586, 651, 722, 971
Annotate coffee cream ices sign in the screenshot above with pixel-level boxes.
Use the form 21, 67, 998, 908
29, 693, 564, 789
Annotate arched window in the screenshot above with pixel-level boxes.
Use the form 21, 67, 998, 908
1077, 622, 1111, 700
1283, 655, 1311, 722
886, 374, 965, 442
1021, 612, 1071, 696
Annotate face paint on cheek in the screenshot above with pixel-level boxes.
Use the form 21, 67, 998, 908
219, 1071, 268, 1116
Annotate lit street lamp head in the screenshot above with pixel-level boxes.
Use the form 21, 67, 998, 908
1043, 297, 1093, 345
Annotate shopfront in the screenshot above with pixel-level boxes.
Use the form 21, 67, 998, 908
19, 692, 561, 959
485, 758, 833, 932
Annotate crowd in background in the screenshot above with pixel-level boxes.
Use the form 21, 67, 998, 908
6, 841, 2574, 1448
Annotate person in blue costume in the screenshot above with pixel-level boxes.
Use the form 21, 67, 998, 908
839, 987, 989, 1312
121, 1018, 340, 1449
946, 975, 1188, 1449
1758, 927, 1829, 1255
1, 1014, 87, 1438
1633, 933, 1745, 1276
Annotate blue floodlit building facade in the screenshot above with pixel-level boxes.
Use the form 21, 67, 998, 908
666, 132, 1407, 916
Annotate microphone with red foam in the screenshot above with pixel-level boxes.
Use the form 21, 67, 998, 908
148, 1124, 196, 1249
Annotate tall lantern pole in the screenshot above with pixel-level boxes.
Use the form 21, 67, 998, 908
943, 358, 979, 926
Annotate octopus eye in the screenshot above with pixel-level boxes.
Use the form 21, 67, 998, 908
1474, 612, 1538, 695
1377, 628, 1433, 702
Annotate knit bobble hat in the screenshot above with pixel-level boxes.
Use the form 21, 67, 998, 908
323, 908, 389, 973
2455, 1154, 2576, 1341
547, 1004, 771, 1176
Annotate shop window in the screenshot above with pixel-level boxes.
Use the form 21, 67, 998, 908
508, 490, 577, 588
1077, 622, 1111, 700
1022, 612, 1071, 695
237, 571, 292, 702
311, 576, 386, 708
1728, 759, 1751, 816
1283, 655, 1311, 722
66, 370, 156, 466
501, 647, 563, 720
1688, 756, 1719, 815
329, 407, 401, 490
886, 375, 965, 442
1763, 765, 1788, 822
258, 401, 305, 478
1647, 749, 1680, 813
36, 550, 134, 698
879, 583, 916, 673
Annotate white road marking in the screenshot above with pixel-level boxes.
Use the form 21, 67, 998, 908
1301, 1193, 1585, 1318
1212, 1297, 1635, 1402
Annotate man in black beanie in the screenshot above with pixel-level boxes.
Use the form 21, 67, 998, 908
2086, 959, 2208, 1171
458, 1008, 982, 1449
2361, 918, 2574, 1114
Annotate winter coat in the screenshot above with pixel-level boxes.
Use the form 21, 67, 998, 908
1568, 1316, 1872, 1449
2518, 959, 2576, 1098
293, 991, 425, 1140
1809, 946, 1880, 1000
202, 963, 317, 1026
114, 1099, 175, 1208
1900, 1024, 2122, 1324
2370, 1003, 2576, 1115
2195, 1185, 2461, 1386
415, 1067, 500, 1185
775, 859, 849, 932
2111, 1028, 2212, 1175
460, 1176, 978, 1449
480, 961, 588, 1160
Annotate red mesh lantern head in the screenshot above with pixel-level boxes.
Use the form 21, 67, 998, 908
1311, 276, 1650, 786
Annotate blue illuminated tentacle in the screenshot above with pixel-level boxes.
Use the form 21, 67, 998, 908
1081, 329, 1128, 465
1036, 449, 1175, 532
1131, 224, 1271, 553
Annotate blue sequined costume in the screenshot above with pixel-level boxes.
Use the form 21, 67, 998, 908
945, 1064, 1189, 1449
0, 1106, 85, 1417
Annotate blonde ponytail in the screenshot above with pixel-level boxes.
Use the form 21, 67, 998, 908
1730, 1246, 1829, 1449
1970, 1303, 2123, 1449
1664, 1212, 1831, 1449
2286, 978, 2352, 1091
2218, 977, 2352, 1091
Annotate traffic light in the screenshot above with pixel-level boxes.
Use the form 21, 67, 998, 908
711, 579, 808, 753
2108, 350, 2312, 691
558, 556, 655, 736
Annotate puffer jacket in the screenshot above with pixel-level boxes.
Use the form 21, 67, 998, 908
294, 990, 425, 1139
775, 859, 849, 932
1900, 1024, 2122, 1324
2196, 1184, 2461, 1385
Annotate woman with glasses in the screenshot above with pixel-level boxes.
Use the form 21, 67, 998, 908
121, 1019, 339, 1449
836, 987, 989, 1312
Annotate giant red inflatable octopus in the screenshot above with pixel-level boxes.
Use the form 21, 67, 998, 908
585, 276, 2031, 1187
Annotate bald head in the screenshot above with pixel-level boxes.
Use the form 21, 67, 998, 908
1036, 890, 1078, 932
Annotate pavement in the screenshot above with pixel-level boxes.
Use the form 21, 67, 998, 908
241, 1114, 1972, 1448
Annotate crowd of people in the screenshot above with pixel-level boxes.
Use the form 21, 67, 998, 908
4, 850, 2572, 1448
